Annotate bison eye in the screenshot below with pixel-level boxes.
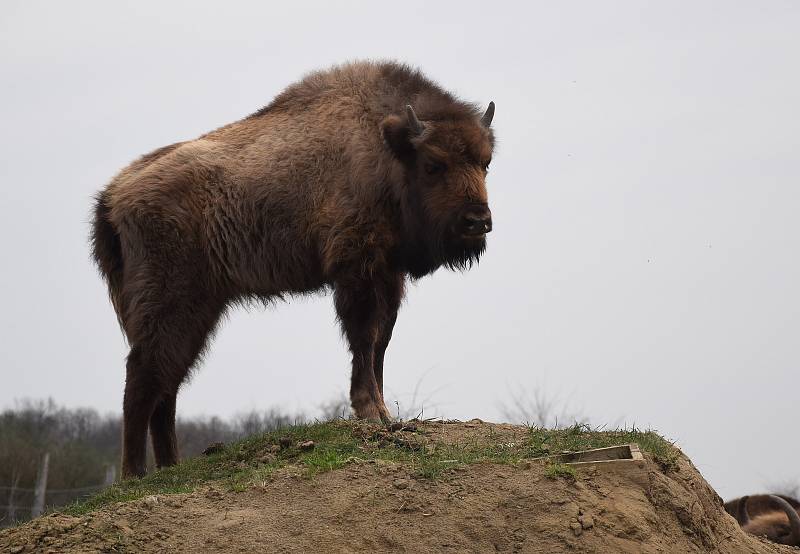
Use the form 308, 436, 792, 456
482, 160, 491, 172
425, 161, 446, 176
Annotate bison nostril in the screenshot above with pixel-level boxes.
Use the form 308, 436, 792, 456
462, 212, 492, 235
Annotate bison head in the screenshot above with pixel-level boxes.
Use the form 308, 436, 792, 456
382, 102, 495, 276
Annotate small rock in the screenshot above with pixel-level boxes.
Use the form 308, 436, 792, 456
569, 522, 583, 537
298, 440, 315, 451
579, 515, 594, 530
10, 546, 24, 554
467, 418, 484, 424
202, 442, 225, 455
143, 495, 158, 508
279, 436, 292, 450
393, 478, 409, 490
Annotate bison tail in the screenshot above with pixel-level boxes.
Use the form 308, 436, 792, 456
90, 192, 126, 332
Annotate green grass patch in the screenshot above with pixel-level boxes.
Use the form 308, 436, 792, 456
545, 462, 577, 481
61, 419, 678, 517
524, 423, 679, 470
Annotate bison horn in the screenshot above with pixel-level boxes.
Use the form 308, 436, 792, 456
405, 105, 424, 136
480, 101, 495, 128
737, 496, 751, 526
769, 495, 800, 545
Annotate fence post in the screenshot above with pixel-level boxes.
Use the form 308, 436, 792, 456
104, 464, 116, 486
6, 470, 20, 523
31, 452, 49, 518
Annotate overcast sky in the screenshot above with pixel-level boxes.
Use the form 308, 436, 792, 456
1, 1, 798, 500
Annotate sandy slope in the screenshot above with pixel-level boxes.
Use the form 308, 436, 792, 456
1, 421, 792, 553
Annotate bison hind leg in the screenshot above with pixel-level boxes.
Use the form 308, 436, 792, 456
150, 391, 179, 469
121, 290, 225, 478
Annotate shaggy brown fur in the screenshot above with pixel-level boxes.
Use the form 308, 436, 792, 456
90, 61, 496, 478
728, 495, 800, 546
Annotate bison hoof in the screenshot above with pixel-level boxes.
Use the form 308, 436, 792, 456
354, 401, 393, 423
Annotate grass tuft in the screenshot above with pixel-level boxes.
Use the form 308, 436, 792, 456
524, 423, 679, 470
545, 462, 577, 481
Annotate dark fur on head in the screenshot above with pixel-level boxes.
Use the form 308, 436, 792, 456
383, 103, 494, 277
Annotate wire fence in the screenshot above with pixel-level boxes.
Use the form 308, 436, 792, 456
1, 481, 109, 528
1, 398, 323, 529
0, 485, 106, 494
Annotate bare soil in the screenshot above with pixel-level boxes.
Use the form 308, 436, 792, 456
1, 421, 793, 553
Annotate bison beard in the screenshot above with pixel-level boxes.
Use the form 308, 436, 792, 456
402, 211, 487, 277
90, 61, 495, 478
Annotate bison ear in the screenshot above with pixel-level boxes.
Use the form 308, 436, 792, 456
381, 115, 416, 162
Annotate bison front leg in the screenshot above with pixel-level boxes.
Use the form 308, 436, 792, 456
334, 277, 400, 423
373, 274, 404, 397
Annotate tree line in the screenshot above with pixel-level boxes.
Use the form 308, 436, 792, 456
0, 397, 348, 527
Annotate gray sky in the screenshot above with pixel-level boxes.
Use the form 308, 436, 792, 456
1, 1, 798, 500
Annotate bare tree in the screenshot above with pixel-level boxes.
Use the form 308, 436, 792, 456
318, 394, 351, 420
500, 383, 587, 429
768, 480, 800, 500
385, 370, 448, 421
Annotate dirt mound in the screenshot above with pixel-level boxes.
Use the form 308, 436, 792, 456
1, 420, 792, 553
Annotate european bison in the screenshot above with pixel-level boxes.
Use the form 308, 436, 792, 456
725, 493, 800, 523
730, 494, 800, 546
91, 61, 496, 478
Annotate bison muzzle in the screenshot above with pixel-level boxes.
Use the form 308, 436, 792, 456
90, 61, 496, 478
